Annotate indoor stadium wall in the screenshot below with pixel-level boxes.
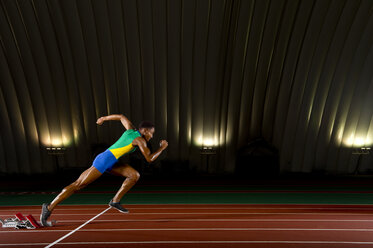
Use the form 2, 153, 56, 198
0, 0, 373, 175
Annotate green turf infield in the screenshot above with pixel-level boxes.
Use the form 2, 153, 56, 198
2, 190, 373, 206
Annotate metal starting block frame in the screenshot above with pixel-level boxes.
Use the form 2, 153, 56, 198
0, 213, 41, 229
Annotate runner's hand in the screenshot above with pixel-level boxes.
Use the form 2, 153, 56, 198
160, 140, 168, 149
96, 117, 105, 125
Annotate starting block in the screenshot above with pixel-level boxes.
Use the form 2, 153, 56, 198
0, 212, 55, 229
25, 215, 41, 228
15, 213, 26, 221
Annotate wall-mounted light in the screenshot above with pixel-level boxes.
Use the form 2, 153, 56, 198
199, 143, 217, 173
45, 147, 66, 171
46, 147, 66, 155
352, 147, 371, 155
200, 146, 216, 155
352, 147, 371, 175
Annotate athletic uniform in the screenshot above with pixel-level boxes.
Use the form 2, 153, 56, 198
93, 129, 141, 173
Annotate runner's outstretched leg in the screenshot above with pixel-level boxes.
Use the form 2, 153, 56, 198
40, 166, 102, 226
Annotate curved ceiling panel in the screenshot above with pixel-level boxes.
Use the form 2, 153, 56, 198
0, 0, 372, 174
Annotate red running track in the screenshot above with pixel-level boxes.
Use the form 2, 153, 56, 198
2, 204, 373, 248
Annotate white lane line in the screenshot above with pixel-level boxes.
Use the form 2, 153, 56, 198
113, 212, 373, 215
122, 212, 373, 216
7, 218, 370, 225
3, 218, 372, 227
3, 240, 373, 246
47, 218, 373, 223
44, 207, 110, 248
3, 212, 373, 216
4, 227, 373, 233
103, 205, 373, 212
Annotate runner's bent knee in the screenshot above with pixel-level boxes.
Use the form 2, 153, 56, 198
134, 172, 140, 181
128, 171, 140, 183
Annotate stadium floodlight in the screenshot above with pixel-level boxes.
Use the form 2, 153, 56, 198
352, 147, 371, 155
46, 147, 66, 155
353, 147, 371, 175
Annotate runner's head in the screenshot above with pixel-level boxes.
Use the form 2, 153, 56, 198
138, 121, 155, 141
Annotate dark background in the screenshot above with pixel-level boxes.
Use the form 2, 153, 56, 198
1, 0, 373, 178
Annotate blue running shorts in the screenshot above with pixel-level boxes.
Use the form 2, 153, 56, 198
92, 149, 118, 173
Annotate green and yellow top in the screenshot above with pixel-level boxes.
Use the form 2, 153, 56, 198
108, 129, 141, 159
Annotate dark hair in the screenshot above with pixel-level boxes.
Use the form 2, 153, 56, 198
138, 121, 155, 130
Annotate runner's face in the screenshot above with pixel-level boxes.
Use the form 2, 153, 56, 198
143, 128, 154, 141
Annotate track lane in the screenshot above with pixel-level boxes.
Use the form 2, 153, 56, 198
2, 204, 373, 248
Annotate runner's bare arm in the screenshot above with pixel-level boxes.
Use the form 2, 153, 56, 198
96, 114, 135, 130
134, 137, 168, 163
